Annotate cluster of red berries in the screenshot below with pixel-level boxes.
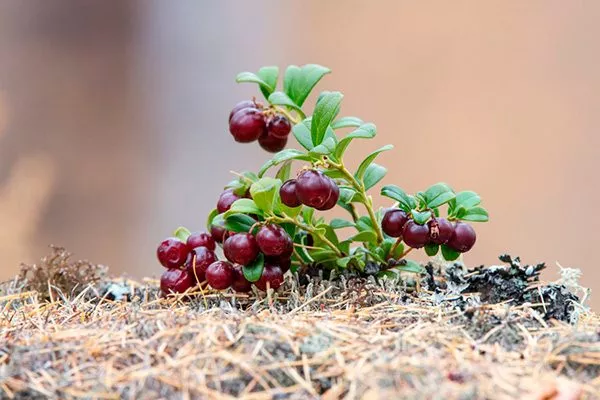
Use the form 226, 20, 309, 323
382, 209, 476, 252
229, 100, 292, 153
280, 170, 339, 210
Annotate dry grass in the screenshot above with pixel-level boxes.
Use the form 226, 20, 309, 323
0, 250, 598, 399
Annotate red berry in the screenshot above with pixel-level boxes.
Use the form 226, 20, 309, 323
447, 222, 476, 252
210, 224, 228, 243
157, 238, 190, 269
428, 218, 454, 245
229, 100, 259, 121
267, 115, 291, 139
258, 131, 287, 152
186, 231, 216, 251
254, 263, 284, 291
223, 233, 259, 265
280, 179, 301, 207
205, 261, 234, 290
160, 268, 194, 295
217, 189, 241, 213
315, 176, 339, 210
382, 209, 408, 238
295, 170, 333, 209
256, 224, 293, 257
266, 255, 291, 273
402, 221, 430, 248
229, 108, 265, 143
231, 264, 252, 293
185, 246, 217, 283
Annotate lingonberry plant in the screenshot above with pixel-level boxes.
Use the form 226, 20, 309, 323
156, 64, 489, 295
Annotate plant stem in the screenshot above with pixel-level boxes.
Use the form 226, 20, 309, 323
273, 105, 302, 125
328, 161, 384, 243
270, 214, 343, 258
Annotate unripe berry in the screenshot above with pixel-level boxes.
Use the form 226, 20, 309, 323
381, 209, 408, 237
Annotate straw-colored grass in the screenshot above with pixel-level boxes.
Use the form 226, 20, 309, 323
0, 248, 598, 399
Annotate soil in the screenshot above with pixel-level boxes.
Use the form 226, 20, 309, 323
0, 247, 597, 399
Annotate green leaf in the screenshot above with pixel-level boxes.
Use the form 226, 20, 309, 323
424, 243, 439, 257
362, 163, 387, 190
460, 207, 489, 222
224, 213, 256, 233
330, 218, 355, 229
309, 136, 337, 156
309, 249, 337, 262
381, 185, 417, 212
355, 216, 374, 232
302, 206, 315, 225
226, 198, 262, 216
331, 116, 364, 129
311, 91, 343, 146
348, 230, 378, 243
206, 208, 219, 231
424, 183, 455, 208
243, 253, 264, 282
451, 191, 481, 211
411, 210, 431, 225
257, 66, 278, 98
236, 71, 274, 99
275, 161, 292, 182
250, 178, 280, 213
441, 245, 461, 261
173, 226, 191, 242
336, 256, 355, 268
292, 118, 314, 150
283, 64, 331, 107
268, 91, 304, 115
355, 145, 393, 182
334, 123, 377, 159
396, 260, 425, 274
258, 149, 311, 177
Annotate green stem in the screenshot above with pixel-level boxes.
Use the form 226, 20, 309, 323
270, 215, 343, 258
273, 105, 303, 125
329, 161, 384, 243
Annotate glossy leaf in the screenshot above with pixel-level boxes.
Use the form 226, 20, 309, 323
224, 213, 256, 233
250, 178, 280, 213
460, 207, 489, 222
424, 183, 455, 208
257, 66, 278, 98
283, 64, 331, 106
334, 123, 377, 159
355, 144, 393, 182
173, 226, 191, 242
268, 91, 304, 115
362, 163, 387, 190
348, 230, 378, 243
441, 244, 461, 261
243, 253, 264, 282
396, 259, 425, 274
381, 185, 417, 212
226, 198, 262, 216
292, 118, 314, 150
424, 243, 439, 257
411, 210, 432, 225
206, 208, 219, 231
311, 91, 343, 146
331, 116, 364, 129
258, 149, 311, 177
330, 218, 355, 229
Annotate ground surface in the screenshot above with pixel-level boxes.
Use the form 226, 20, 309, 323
0, 248, 598, 399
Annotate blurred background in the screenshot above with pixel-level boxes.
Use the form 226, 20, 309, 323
0, 2, 598, 307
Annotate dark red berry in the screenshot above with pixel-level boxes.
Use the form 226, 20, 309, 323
382, 209, 409, 238
254, 263, 284, 291
229, 108, 266, 143
267, 115, 291, 139
217, 189, 241, 213
280, 179, 301, 207
231, 264, 252, 293
266, 255, 292, 273
447, 222, 476, 252
256, 224, 293, 257
157, 238, 190, 269
186, 231, 216, 251
315, 176, 339, 210
160, 268, 194, 295
210, 224, 227, 243
295, 170, 333, 209
402, 221, 430, 248
205, 261, 234, 290
428, 218, 454, 245
223, 233, 259, 265
185, 246, 217, 282
229, 100, 259, 121
258, 131, 287, 152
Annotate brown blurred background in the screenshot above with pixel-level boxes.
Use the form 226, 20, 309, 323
1, 2, 598, 308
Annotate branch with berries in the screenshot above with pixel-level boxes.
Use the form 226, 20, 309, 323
156, 64, 489, 296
